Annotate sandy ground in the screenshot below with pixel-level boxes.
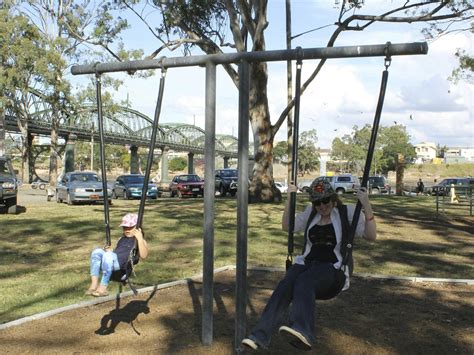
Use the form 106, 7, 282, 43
1, 269, 473, 354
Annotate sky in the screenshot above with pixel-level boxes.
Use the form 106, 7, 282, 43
84, 0, 473, 150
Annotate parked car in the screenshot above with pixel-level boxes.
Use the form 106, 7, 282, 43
215, 168, 238, 197
56, 171, 112, 205
431, 177, 469, 196
0, 156, 19, 214
274, 181, 288, 193
366, 176, 391, 194
312, 174, 360, 194
112, 174, 161, 200
169, 174, 204, 198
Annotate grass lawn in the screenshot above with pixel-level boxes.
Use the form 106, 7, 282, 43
1, 193, 473, 324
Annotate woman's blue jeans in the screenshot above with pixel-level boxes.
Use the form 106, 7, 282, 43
249, 261, 337, 348
90, 248, 121, 286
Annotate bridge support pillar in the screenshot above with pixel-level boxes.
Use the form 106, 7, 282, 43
223, 156, 229, 169
27, 133, 35, 183
64, 134, 77, 174
188, 152, 194, 174
130, 145, 139, 174
161, 146, 169, 183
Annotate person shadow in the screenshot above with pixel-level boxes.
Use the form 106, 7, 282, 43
95, 285, 157, 336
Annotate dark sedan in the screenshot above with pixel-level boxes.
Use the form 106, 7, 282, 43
169, 174, 204, 198
112, 174, 161, 199
431, 177, 469, 196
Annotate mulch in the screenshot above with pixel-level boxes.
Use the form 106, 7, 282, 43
1, 269, 473, 354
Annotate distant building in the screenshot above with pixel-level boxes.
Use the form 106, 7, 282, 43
444, 147, 474, 163
414, 142, 437, 163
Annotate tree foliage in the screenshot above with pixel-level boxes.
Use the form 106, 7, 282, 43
297, 129, 319, 176
331, 124, 415, 174
169, 156, 187, 172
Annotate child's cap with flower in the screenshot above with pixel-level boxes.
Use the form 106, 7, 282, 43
120, 213, 138, 227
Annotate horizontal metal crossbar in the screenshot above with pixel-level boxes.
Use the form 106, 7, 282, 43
71, 42, 428, 75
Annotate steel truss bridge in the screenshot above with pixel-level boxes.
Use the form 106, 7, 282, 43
4, 88, 242, 157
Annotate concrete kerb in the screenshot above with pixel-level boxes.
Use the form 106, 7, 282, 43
1, 264, 472, 330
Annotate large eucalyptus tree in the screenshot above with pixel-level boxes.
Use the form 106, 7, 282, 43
117, 0, 471, 202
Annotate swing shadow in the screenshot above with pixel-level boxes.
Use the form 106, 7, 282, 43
94, 285, 158, 336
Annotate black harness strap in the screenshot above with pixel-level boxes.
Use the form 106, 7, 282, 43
95, 68, 111, 247
343, 45, 391, 268
286, 47, 303, 270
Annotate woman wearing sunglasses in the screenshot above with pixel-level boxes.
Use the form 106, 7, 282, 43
242, 180, 376, 351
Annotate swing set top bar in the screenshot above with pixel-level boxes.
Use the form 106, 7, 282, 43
71, 42, 428, 76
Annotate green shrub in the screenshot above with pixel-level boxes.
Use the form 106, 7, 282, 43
169, 156, 187, 171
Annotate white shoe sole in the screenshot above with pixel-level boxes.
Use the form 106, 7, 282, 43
279, 326, 312, 351
241, 338, 258, 351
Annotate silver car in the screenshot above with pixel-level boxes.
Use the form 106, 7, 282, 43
56, 171, 112, 205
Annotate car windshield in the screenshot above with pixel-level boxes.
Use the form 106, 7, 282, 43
70, 174, 100, 182
123, 176, 145, 184
219, 170, 238, 178
179, 175, 201, 183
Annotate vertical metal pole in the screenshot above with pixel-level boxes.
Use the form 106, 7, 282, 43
202, 61, 216, 346
95, 74, 111, 247
235, 59, 250, 352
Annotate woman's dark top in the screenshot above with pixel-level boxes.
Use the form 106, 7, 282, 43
114, 236, 137, 270
305, 223, 338, 263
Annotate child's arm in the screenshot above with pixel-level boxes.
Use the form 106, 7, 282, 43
133, 228, 149, 259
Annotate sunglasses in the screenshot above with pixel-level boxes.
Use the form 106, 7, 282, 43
313, 196, 331, 206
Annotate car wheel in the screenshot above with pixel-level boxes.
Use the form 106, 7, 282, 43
67, 193, 74, 205
7, 198, 17, 214
219, 185, 227, 197
56, 191, 62, 203
39, 183, 46, 190
123, 191, 128, 200
336, 188, 344, 195
31, 184, 37, 190
177, 190, 183, 199
371, 187, 381, 195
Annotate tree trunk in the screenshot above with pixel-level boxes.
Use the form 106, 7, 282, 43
0, 100, 5, 156
49, 108, 59, 186
248, 61, 280, 203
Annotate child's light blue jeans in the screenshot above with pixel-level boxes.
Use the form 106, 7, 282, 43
90, 248, 121, 286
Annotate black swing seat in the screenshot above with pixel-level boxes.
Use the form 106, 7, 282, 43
110, 249, 140, 295
315, 258, 352, 301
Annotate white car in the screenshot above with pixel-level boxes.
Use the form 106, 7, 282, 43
275, 181, 287, 193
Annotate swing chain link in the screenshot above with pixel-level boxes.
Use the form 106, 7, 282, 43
384, 41, 392, 70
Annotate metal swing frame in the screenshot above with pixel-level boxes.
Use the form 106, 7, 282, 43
73, 41, 428, 351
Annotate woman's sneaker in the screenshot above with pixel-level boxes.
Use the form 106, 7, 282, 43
241, 338, 259, 351
278, 326, 312, 351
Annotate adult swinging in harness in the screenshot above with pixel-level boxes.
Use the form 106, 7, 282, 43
241, 46, 388, 352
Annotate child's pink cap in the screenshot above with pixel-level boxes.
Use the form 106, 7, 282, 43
120, 213, 138, 227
